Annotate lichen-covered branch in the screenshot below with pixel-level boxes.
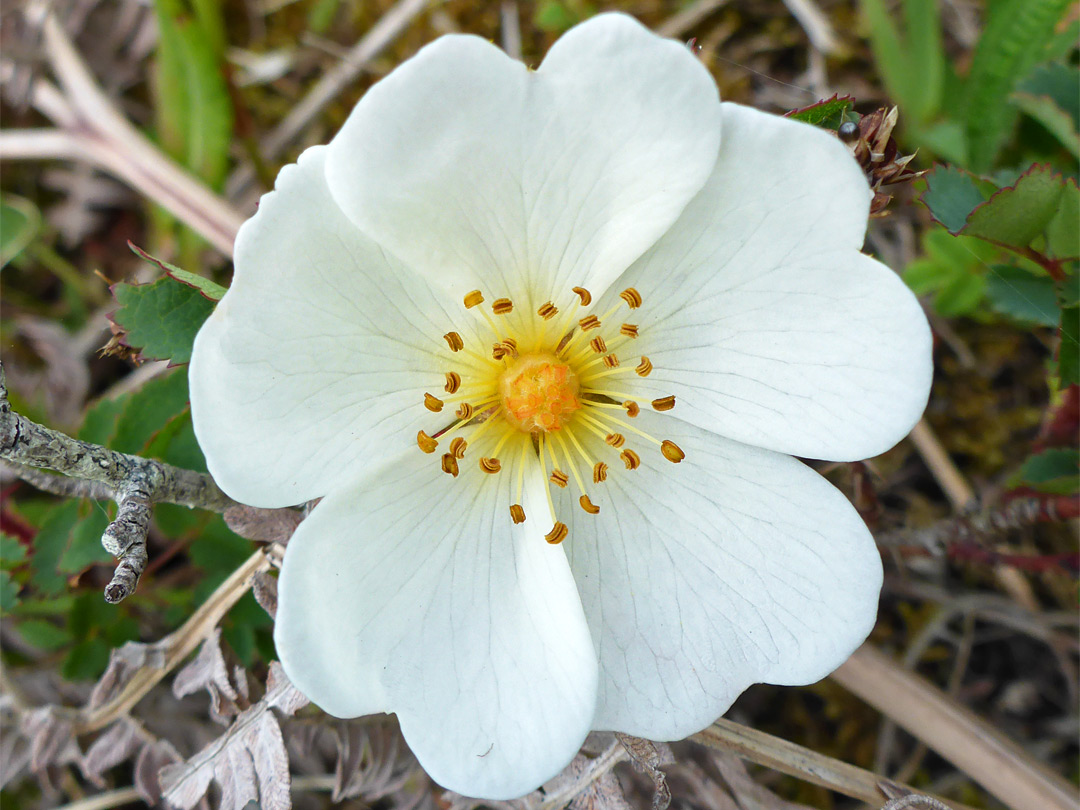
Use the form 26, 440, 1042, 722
0, 364, 237, 602
0, 459, 116, 500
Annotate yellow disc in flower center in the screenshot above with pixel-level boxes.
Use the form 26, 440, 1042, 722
499, 353, 581, 433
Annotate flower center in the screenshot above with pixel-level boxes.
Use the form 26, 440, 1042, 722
414, 285, 683, 543
499, 354, 581, 433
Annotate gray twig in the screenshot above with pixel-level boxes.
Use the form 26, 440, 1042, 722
0, 364, 237, 602
1, 459, 115, 500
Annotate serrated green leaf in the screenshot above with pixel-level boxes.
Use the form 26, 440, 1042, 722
111, 368, 191, 456
964, 0, 1073, 170
1015, 448, 1080, 494
962, 165, 1071, 250
30, 501, 80, 594
129, 242, 226, 300
78, 395, 127, 445
1017, 62, 1080, 131
147, 409, 207, 473
1046, 180, 1079, 259
985, 265, 1060, 326
1060, 303, 1079, 385
785, 95, 855, 129
0, 534, 28, 569
903, 229, 996, 316
1, 194, 41, 268
0, 571, 20, 612
111, 277, 216, 364
920, 166, 993, 233
59, 503, 111, 574
19, 619, 73, 650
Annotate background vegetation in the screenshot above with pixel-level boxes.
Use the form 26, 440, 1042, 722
0, 0, 1076, 808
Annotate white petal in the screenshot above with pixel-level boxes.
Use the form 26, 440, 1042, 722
600, 103, 932, 461
274, 445, 598, 799
558, 412, 882, 739
190, 146, 463, 507
323, 13, 721, 309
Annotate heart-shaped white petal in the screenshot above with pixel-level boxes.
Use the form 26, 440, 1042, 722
274, 449, 597, 799
557, 411, 882, 738
599, 103, 933, 461
190, 146, 461, 507
323, 13, 722, 309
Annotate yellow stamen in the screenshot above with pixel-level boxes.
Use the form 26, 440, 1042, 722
661, 440, 685, 463
652, 395, 676, 411
545, 522, 569, 544
441, 453, 459, 477
424, 393, 444, 412
464, 290, 484, 309
417, 431, 438, 453
444, 332, 464, 352
620, 287, 642, 308
444, 372, 461, 393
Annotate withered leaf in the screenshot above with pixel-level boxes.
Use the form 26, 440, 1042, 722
173, 628, 242, 723
88, 640, 166, 711
252, 571, 278, 619
160, 663, 304, 810
614, 733, 673, 810
20, 706, 80, 773
567, 757, 633, 810
225, 505, 302, 545
81, 718, 142, 785
135, 739, 182, 805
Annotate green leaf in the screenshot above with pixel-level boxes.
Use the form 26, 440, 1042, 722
58, 503, 111, 574
111, 368, 191, 456
1015, 448, 1080, 494
1017, 62, 1080, 128
1060, 303, 1079, 386
533, 0, 582, 32
903, 230, 992, 316
78, 395, 127, 446
147, 409, 207, 473
964, 0, 1073, 170
962, 164, 1072, 250
0, 194, 41, 268
920, 166, 992, 233
152, 0, 233, 188
859, 0, 944, 125
62, 638, 112, 681
1045, 179, 1079, 260
111, 277, 216, 364
784, 95, 855, 129
0, 571, 20, 612
985, 265, 1060, 326
18, 619, 73, 651
30, 501, 80, 594
0, 534, 28, 569
307, 0, 341, 33
128, 242, 226, 300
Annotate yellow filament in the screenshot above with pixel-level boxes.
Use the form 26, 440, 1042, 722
579, 408, 661, 446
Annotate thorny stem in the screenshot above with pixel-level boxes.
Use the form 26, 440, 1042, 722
0, 364, 237, 602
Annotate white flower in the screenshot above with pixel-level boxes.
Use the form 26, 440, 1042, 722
189, 12, 932, 800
